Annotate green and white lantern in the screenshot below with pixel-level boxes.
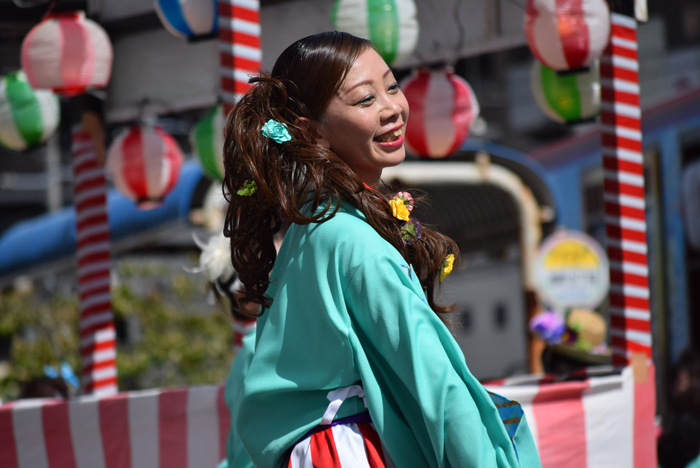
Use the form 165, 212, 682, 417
191, 105, 225, 181
531, 60, 600, 125
0, 71, 59, 151
331, 0, 419, 68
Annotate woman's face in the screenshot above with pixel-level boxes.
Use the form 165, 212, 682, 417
314, 48, 409, 186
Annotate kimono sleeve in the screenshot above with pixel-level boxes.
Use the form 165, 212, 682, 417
344, 251, 540, 468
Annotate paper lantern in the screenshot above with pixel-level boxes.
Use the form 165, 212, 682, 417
524, 0, 610, 71
0, 71, 59, 151
331, 0, 419, 67
107, 125, 184, 209
531, 60, 600, 124
155, 0, 218, 39
191, 105, 225, 181
21, 11, 113, 96
401, 68, 480, 159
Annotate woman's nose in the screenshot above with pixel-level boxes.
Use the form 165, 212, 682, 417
380, 94, 403, 121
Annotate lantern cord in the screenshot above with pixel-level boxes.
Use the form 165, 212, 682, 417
41, 1, 57, 20
452, 0, 467, 61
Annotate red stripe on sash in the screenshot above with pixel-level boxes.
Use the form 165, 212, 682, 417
357, 422, 387, 468
310, 429, 341, 468
43, 401, 77, 468
533, 381, 588, 468
99, 395, 132, 468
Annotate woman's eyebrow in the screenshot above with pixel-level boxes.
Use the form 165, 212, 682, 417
342, 69, 392, 95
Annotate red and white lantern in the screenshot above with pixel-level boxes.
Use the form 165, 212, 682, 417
524, 0, 610, 71
21, 11, 113, 96
106, 125, 184, 209
401, 68, 480, 159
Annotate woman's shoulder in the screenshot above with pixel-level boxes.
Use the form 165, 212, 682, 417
296, 199, 399, 261
311, 202, 381, 240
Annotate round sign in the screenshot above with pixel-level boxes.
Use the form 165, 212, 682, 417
534, 230, 609, 312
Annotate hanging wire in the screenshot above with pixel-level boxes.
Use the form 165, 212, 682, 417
41, 0, 57, 19
452, 0, 467, 66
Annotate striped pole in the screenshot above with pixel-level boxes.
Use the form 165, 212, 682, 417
72, 131, 118, 395
218, 0, 261, 115
600, 12, 650, 366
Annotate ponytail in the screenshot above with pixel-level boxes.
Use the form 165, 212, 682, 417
222, 32, 458, 318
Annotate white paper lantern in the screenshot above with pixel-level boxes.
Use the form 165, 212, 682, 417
0, 71, 59, 151
107, 125, 184, 209
531, 60, 600, 124
524, 0, 610, 71
401, 68, 480, 159
21, 11, 113, 96
331, 0, 419, 67
155, 0, 218, 39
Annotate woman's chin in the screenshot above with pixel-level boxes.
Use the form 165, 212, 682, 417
384, 147, 407, 168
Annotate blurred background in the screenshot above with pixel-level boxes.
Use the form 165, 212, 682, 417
0, 0, 697, 428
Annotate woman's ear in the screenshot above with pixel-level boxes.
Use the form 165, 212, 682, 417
294, 117, 331, 149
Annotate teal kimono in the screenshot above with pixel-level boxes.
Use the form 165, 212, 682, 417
234, 201, 541, 468
222, 329, 256, 468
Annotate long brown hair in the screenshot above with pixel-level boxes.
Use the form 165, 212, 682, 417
223, 31, 458, 318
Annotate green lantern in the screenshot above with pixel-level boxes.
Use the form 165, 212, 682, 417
191, 105, 225, 181
0, 70, 59, 151
531, 60, 600, 124
331, 0, 419, 68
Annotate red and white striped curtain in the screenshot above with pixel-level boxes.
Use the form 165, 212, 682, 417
0, 370, 655, 468
599, 12, 650, 366
218, 0, 261, 115
72, 131, 117, 396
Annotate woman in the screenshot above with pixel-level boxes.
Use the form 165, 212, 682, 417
223, 31, 541, 468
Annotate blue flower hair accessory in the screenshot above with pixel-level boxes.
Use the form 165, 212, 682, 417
261, 119, 292, 144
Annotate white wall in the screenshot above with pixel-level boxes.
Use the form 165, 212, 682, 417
441, 258, 528, 380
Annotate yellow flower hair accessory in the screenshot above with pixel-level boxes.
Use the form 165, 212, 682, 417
389, 192, 413, 222
439, 254, 455, 281
389, 199, 410, 222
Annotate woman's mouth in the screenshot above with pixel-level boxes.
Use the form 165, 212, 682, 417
373, 128, 404, 147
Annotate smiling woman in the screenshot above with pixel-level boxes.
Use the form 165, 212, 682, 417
314, 52, 409, 185
221, 31, 542, 468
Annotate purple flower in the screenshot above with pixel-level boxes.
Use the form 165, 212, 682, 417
529, 311, 566, 344
401, 219, 422, 244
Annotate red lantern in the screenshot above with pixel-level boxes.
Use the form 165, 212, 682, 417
21, 11, 113, 96
401, 68, 480, 159
524, 0, 610, 71
106, 125, 184, 209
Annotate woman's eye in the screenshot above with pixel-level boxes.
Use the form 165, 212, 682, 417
389, 82, 401, 93
357, 95, 375, 105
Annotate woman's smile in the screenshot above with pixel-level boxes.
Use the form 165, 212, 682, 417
373, 124, 404, 145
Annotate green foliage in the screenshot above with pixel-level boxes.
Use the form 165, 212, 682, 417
0, 266, 234, 401
0, 291, 80, 400
113, 280, 233, 390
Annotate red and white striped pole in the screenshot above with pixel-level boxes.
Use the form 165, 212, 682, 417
73, 131, 118, 395
218, 0, 261, 115
600, 11, 651, 366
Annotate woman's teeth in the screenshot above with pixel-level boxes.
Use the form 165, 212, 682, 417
374, 129, 402, 143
